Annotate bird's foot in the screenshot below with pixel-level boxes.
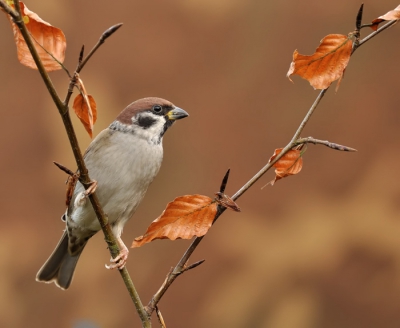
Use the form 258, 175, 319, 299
84, 180, 98, 196
74, 180, 98, 207
105, 239, 129, 270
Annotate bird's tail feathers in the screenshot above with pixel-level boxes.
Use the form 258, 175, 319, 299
36, 231, 86, 290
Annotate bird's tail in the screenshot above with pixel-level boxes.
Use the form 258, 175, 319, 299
36, 231, 85, 290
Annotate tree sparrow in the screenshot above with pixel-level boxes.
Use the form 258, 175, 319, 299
36, 97, 188, 289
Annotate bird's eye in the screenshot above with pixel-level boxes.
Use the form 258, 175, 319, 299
152, 105, 163, 113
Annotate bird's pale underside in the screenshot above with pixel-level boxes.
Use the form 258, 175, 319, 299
36, 97, 188, 289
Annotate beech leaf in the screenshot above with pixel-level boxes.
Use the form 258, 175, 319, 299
72, 78, 97, 138
287, 34, 353, 90
268, 148, 303, 186
132, 195, 217, 248
5, 1, 66, 71
73, 94, 97, 138
371, 5, 400, 31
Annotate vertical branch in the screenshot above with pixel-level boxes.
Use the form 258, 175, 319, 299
10, 1, 151, 327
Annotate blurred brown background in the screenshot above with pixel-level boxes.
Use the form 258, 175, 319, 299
1, 0, 400, 327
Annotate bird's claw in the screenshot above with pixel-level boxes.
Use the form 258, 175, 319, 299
105, 248, 129, 270
74, 180, 98, 208
84, 180, 98, 196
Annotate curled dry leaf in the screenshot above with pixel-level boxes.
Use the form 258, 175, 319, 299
73, 93, 97, 138
268, 148, 303, 186
5, 1, 66, 71
371, 5, 400, 31
132, 195, 217, 248
287, 34, 353, 90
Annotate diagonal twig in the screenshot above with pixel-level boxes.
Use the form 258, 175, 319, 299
146, 5, 399, 316
63, 23, 123, 108
294, 137, 357, 152
0, 0, 18, 18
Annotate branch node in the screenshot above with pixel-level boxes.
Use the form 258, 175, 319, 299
214, 192, 241, 212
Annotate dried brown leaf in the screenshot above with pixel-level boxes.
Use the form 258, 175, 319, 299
66, 174, 79, 207
268, 148, 303, 186
6, 1, 66, 71
287, 34, 353, 90
371, 5, 400, 31
72, 80, 97, 138
132, 195, 217, 248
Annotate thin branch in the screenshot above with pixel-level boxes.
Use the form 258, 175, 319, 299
146, 5, 398, 315
155, 306, 167, 328
0, 0, 17, 18
63, 23, 123, 108
356, 20, 398, 50
182, 259, 206, 273
53, 161, 75, 176
294, 137, 357, 152
8, 2, 150, 327
360, 23, 374, 29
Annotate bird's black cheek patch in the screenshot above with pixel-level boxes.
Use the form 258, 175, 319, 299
137, 116, 157, 129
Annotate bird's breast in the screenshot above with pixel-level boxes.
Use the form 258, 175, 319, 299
70, 130, 163, 230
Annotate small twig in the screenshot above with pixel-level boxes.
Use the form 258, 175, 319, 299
155, 306, 167, 328
63, 23, 123, 108
294, 137, 357, 152
182, 259, 206, 273
53, 161, 75, 176
0, 0, 18, 19
81, 23, 123, 71
356, 20, 398, 51
79, 45, 85, 64
360, 23, 374, 29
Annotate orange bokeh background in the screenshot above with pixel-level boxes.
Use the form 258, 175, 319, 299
1, 1, 400, 327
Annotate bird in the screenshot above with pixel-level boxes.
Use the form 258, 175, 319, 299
36, 97, 188, 290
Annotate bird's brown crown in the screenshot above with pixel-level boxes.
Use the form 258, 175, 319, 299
116, 97, 174, 125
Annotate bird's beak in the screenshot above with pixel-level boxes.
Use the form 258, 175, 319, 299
167, 106, 189, 120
